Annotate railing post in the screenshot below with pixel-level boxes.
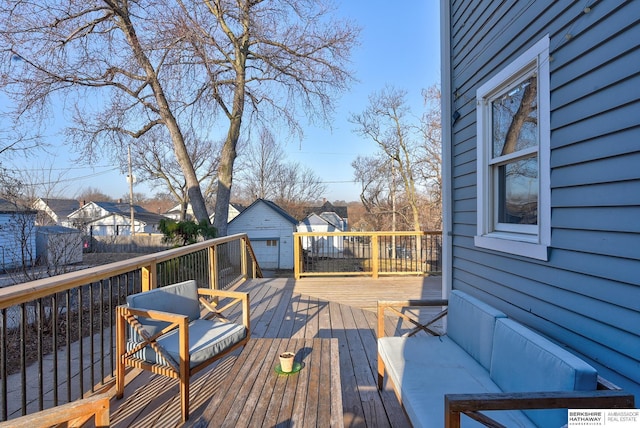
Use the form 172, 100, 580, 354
371, 234, 379, 279
240, 236, 248, 279
141, 262, 156, 291
294, 233, 301, 279
209, 244, 219, 290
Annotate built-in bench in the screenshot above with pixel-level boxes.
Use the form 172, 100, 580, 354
377, 290, 635, 427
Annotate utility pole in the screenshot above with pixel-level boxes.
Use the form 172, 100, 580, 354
128, 145, 135, 236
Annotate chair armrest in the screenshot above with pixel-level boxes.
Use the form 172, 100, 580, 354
197, 289, 250, 333
118, 305, 190, 324
444, 390, 636, 428
197, 288, 248, 299
377, 299, 448, 338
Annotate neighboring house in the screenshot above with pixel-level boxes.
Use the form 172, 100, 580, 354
32, 198, 80, 227
441, 0, 639, 399
219, 202, 245, 224
302, 200, 348, 231
227, 199, 297, 270
297, 212, 346, 257
68, 201, 168, 236
164, 203, 195, 221
0, 199, 37, 270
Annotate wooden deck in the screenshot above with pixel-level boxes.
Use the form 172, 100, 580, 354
108, 275, 442, 427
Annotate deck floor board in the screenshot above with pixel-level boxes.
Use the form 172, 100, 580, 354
108, 275, 441, 427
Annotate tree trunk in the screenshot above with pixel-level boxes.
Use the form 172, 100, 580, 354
115, 5, 210, 224
212, 25, 248, 236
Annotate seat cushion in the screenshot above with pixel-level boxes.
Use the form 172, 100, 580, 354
128, 319, 247, 369
447, 290, 507, 370
490, 318, 598, 427
379, 336, 535, 428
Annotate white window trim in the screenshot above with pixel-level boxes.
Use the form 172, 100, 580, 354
475, 35, 551, 261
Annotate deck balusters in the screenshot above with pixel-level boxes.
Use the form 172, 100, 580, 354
0, 234, 260, 422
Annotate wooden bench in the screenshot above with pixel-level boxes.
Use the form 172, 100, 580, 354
377, 290, 635, 427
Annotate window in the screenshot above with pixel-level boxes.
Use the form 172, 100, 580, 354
266, 240, 278, 247
475, 35, 550, 261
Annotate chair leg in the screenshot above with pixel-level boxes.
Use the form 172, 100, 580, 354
181, 377, 189, 421
115, 309, 125, 399
377, 355, 385, 390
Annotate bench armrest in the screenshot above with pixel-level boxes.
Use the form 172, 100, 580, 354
444, 390, 636, 428
377, 299, 448, 339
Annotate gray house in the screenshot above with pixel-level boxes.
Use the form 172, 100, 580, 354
441, 0, 639, 400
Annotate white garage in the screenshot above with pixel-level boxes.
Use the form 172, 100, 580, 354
226, 199, 297, 270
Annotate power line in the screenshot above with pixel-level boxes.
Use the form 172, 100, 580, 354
24, 167, 120, 187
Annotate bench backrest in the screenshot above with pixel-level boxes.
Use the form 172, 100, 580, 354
447, 290, 507, 370
490, 318, 598, 427
126, 280, 202, 336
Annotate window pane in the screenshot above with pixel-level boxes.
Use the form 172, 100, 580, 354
497, 157, 538, 225
492, 75, 538, 158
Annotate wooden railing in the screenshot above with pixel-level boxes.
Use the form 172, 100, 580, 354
293, 231, 442, 279
0, 233, 261, 423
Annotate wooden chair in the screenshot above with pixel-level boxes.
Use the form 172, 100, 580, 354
115, 280, 250, 422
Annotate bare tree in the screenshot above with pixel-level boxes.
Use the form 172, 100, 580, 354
417, 85, 442, 230
235, 128, 327, 213
14, 160, 72, 203
0, 1, 210, 223
126, 127, 222, 217
350, 86, 422, 232
1, 1, 358, 234
351, 155, 394, 230
177, 0, 358, 235
76, 187, 114, 203
235, 128, 282, 201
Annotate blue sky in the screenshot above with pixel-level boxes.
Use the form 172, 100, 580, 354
5, 1, 441, 203
293, 1, 441, 201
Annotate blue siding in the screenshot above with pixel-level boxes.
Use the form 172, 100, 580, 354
447, 0, 640, 394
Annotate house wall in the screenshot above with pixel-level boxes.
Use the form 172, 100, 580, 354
0, 212, 37, 269
227, 202, 295, 269
88, 215, 150, 236
297, 214, 345, 256
446, 1, 640, 394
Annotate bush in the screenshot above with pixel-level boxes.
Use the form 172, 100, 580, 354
158, 218, 217, 247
